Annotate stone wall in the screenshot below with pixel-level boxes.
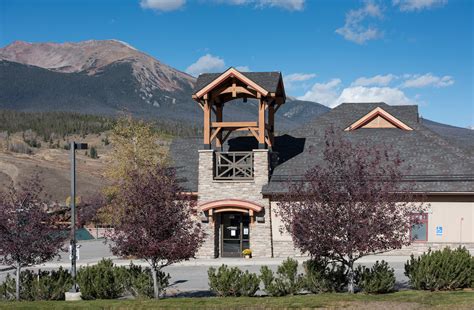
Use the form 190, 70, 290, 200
196, 149, 272, 258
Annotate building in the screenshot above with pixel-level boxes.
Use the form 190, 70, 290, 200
171, 67, 474, 258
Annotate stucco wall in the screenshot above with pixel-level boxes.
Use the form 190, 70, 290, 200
269, 198, 474, 257
196, 149, 272, 258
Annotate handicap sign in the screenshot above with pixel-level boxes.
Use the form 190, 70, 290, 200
436, 226, 443, 236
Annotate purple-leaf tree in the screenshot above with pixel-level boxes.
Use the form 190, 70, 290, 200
107, 165, 204, 299
278, 129, 425, 293
0, 174, 67, 300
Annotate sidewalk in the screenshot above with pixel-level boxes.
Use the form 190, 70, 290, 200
14, 254, 410, 270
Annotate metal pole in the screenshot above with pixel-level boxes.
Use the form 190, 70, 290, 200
70, 141, 78, 292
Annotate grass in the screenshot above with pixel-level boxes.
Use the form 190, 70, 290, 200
0, 290, 473, 309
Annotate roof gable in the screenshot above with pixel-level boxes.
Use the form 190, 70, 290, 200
193, 68, 284, 98
345, 106, 413, 131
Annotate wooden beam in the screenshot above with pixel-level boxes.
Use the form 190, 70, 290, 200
258, 99, 266, 147
211, 121, 257, 128
249, 127, 259, 140
232, 78, 237, 97
215, 104, 223, 148
203, 99, 211, 146
210, 127, 222, 143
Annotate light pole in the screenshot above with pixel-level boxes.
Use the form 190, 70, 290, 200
70, 141, 87, 293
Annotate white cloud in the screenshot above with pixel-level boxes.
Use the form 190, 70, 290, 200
299, 78, 342, 107
185, 54, 225, 77
393, 0, 448, 12
352, 74, 397, 87
140, 0, 185, 11
284, 73, 317, 90
235, 66, 251, 72
401, 73, 454, 88
336, 1, 384, 44
284, 73, 317, 82
217, 0, 305, 11
337, 86, 415, 106
298, 79, 415, 107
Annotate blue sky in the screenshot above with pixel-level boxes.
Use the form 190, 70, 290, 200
1, 0, 473, 127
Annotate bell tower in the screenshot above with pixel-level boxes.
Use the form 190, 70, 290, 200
192, 67, 286, 150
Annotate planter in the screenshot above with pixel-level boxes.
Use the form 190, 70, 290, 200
244, 255, 251, 259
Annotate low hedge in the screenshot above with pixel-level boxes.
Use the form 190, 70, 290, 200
404, 247, 473, 291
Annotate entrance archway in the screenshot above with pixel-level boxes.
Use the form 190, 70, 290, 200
199, 199, 264, 257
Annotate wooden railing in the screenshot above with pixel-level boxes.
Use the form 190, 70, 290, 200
214, 152, 253, 180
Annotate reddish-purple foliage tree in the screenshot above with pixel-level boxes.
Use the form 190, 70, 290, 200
278, 129, 425, 293
107, 165, 204, 299
0, 175, 67, 300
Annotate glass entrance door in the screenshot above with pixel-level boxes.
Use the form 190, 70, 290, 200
221, 213, 250, 257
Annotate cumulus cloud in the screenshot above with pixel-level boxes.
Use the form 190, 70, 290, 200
185, 54, 225, 77
299, 79, 342, 107
337, 86, 415, 106
393, 0, 448, 12
140, 0, 185, 11
221, 0, 305, 11
336, 1, 384, 44
284, 73, 317, 90
298, 78, 414, 107
401, 73, 454, 88
352, 74, 397, 87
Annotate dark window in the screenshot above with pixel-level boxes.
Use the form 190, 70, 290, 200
411, 213, 428, 242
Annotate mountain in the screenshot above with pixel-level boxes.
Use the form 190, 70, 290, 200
0, 40, 330, 129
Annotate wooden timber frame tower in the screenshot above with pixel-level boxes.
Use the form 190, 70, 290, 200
192, 67, 286, 150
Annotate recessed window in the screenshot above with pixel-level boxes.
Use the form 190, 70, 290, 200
411, 213, 428, 242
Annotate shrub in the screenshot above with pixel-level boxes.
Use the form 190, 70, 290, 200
260, 258, 304, 296
304, 258, 347, 293
77, 259, 124, 299
356, 261, 395, 294
116, 263, 165, 299
208, 265, 259, 297
0, 268, 72, 301
404, 247, 472, 291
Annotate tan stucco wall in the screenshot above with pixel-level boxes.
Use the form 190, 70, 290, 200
427, 201, 474, 243
269, 197, 474, 257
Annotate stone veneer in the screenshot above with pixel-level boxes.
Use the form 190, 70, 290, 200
196, 149, 272, 258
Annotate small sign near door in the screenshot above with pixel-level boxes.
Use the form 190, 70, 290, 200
243, 227, 249, 235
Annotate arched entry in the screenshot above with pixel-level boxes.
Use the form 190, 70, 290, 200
200, 199, 264, 257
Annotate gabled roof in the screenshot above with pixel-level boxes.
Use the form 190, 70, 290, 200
345, 106, 413, 131
263, 102, 474, 194
193, 67, 283, 97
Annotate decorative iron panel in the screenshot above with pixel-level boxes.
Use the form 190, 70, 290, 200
214, 152, 254, 180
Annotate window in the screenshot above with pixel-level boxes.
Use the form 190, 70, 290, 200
411, 213, 428, 242
214, 152, 254, 180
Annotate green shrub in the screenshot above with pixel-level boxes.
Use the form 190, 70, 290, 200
0, 268, 72, 301
77, 259, 124, 299
260, 258, 304, 296
404, 247, 472, 291
304, 258, 347, 293
208, 265, 259, 297
0, 274, 15, 300
115, 263, 166, 299
356, 261, 395, 294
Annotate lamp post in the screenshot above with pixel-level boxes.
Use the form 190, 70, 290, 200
70, 141, 87, 293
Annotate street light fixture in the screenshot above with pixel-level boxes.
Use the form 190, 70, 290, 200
69, 141, 87, 293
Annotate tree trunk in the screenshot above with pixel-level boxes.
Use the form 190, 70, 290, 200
15, 264, 21, 301
151, 267, 160, 300
347, 261, 355, 293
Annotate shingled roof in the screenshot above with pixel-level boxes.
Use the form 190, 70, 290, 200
170, 102, 474, 194
193, 70, 282, 95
